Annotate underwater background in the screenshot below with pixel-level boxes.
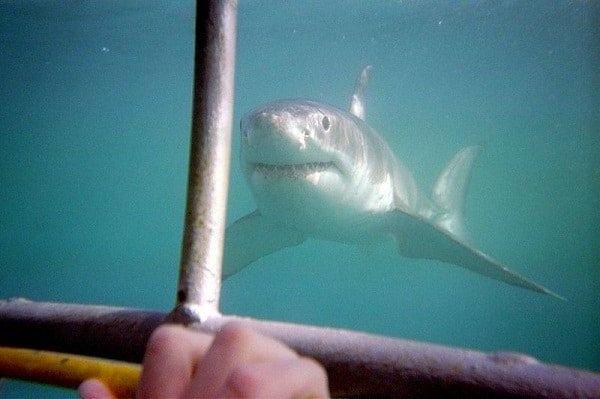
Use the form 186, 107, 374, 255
1, 0, 598, 397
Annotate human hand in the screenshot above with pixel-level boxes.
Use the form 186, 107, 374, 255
79, 322, 330, 399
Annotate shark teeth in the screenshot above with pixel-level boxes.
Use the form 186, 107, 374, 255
252, 162, 335, 178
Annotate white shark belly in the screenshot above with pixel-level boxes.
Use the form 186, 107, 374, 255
248, 168, 394, 243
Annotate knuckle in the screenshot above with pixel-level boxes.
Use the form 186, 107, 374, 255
145, 325, 184, 357
226, 365, 264, 398
214, 322, 254, 351
300, 356, 329, 385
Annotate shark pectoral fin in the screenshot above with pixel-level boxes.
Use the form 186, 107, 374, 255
223, 210, 305, 279
389, 210, 564, 300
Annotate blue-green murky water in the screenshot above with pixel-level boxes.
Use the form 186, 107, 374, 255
1, 1, 598, 397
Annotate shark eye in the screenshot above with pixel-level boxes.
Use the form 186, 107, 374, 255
321, 115, 331, 131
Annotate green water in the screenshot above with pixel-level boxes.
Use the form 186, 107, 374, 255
1, 1, 598, 397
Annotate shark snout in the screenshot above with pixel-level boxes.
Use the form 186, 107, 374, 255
253, 113, 284, 139
240, 101, 338, 166
241, 110, 307, 156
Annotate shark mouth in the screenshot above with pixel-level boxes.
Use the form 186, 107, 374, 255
251, 161, 336, 179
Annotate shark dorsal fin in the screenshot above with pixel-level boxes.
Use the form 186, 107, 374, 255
349, 65, 372, 120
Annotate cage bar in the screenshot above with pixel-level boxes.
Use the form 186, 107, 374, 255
1, 299, 599, 398
173, 0, 237, 322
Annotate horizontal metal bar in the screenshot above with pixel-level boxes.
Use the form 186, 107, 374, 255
1, 299, 599, 398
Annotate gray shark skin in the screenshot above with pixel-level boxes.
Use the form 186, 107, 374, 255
224, 66, 562, 300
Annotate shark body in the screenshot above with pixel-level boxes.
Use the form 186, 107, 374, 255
224, 66, 561, 299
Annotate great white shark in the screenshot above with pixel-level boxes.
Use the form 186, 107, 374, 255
224, 66, 562, 300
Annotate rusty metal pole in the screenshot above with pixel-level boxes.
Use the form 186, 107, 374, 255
172, 0, 238, 322
2, 299, 600, 398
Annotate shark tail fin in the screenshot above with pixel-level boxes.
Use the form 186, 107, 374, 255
431, 145, 481, 239
349, 65, 372, 121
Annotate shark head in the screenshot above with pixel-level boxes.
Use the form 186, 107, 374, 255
239, 99, 398, 236
241, 100, 353, 178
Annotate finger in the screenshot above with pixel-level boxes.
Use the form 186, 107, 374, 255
217, 357, 330, 399
183, 322, 298, 398
136, 325, 212, 399
79, 379, 117, 399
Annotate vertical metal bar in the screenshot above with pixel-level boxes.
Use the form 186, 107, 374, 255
172, 0, 238, 322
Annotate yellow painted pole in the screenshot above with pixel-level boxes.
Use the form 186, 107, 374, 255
0, 347, 140, 398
